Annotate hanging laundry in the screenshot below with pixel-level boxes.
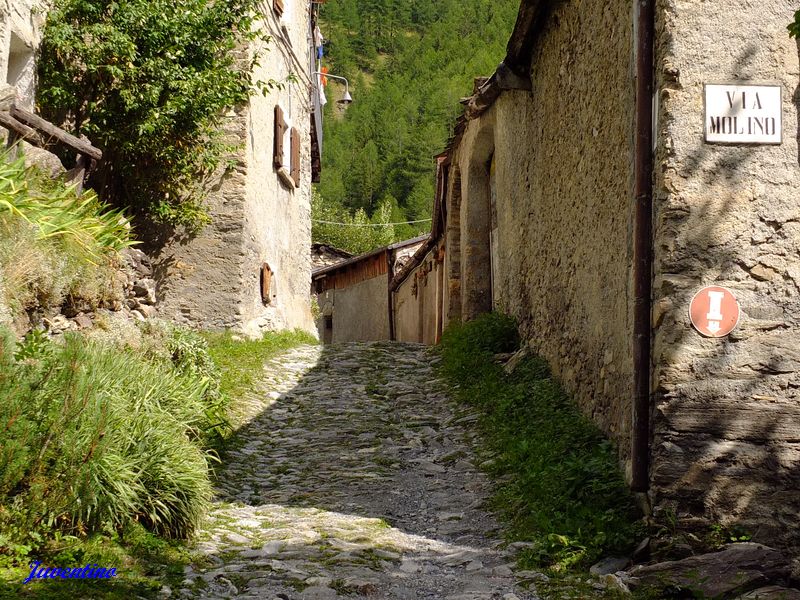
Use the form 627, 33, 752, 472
319, 85, 327, 106
319, 66, 329, 87
313, 25, 324, 49
317, 45, 324, 60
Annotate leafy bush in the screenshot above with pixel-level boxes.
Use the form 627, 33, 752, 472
0, 156, 131, 262
789, 10, 800, 38
37, 0, 272, 230
438, 313, 639, 571
0, 327, 216, 565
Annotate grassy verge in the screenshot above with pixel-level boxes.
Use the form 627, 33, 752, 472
437, 313, 641, 575
0, 326, 314, 599
0, 326, 222, 599
204, 329, 317, 401
0, 522, 200, 599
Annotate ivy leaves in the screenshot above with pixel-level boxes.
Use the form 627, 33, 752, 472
790, 10, 800, 39
38, 0, 267, 231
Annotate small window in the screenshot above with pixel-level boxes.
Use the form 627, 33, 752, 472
273, 105, 298, 188
273, 0, 284, 17
272, 106, 300, 187
6, 33, 35, 109
290, 127, 300, 187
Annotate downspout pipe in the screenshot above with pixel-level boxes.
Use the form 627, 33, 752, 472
631, 0, 655, 493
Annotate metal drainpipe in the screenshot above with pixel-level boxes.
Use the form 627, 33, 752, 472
631, 0, 655, 493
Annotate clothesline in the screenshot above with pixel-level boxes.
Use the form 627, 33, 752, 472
312, 218, 433, 227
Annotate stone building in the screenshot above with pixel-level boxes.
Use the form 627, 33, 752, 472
312, 236, 426, 344
393, 0, 800, 549
0, 0, 41, 111
151, 0, 323, 337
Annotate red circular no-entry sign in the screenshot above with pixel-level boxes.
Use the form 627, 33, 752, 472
689, 286, 740, 338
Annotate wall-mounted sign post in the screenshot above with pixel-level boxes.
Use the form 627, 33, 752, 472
689, 286, 741, 338
704, 84, 782, 145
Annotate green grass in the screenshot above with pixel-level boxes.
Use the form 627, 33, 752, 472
204, 329, 317, 400
0, 522, 201, 599
437, 313, 641, 573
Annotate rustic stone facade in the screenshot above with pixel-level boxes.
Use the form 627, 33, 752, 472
444, 0, 637, 461
0, 0, 42, 111
392, 0, 800, 550
650, 0, 800, 542
152, 3, 317, 337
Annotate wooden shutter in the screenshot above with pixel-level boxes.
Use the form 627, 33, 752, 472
290, 127, 300, 187
260, 263, 273, 304
273, 106, 285, 169
273, 0, 284, 17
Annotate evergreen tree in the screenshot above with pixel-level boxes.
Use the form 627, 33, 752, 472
313, 0, 519, 252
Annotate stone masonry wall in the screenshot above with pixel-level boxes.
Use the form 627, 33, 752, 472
153, 2, 315, 336
393, 245, 443, 344
651, 0, 800, 544
0, 0, 43, 109
240, 3, 315, 336
452, 0, 637, 466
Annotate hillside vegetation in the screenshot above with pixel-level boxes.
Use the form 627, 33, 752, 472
314, 0, 519, 250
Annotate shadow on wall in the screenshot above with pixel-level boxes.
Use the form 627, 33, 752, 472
648, 41, 800, 551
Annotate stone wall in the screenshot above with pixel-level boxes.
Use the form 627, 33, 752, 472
449, 0, 637, 464
393, 244, 444, 345
650, 0, 800, 543
0, 0, 43, 110
152, 3, 316, 337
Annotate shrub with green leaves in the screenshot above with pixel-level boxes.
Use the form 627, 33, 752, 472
0, 327, 216, 564
37, 0, 272, 230
438, 313, 639, 571
789, 10, 800, 38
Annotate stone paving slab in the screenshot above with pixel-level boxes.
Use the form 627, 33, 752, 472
180, 342, 540, 599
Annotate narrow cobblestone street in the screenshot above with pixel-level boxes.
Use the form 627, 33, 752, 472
181, 342, 541, 599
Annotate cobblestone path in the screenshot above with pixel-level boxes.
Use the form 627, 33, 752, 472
181, 342, 542, 600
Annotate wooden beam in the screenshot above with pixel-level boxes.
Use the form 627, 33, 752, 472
0, 111, 48, 148
10, 104, 102, 161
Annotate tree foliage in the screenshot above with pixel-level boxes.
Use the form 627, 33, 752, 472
311, 189, 396, 255
789, 10, 800, 38
313, 0, 519, 248
37, 0, 269, 231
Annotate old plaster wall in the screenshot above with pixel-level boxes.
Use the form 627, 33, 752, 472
153, 2, 315, 336
241, 2, 315, 336
393, 245, 443, 344
393, 276, 418, 343
444, 167, 462, 325
0, 0, 43, 110
651, 0, 800, 543
452, 0, 637, 463
317, 274, 389, 343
